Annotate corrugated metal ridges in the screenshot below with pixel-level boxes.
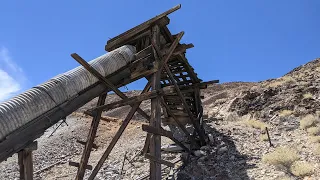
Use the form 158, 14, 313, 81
0, 45, 135, 141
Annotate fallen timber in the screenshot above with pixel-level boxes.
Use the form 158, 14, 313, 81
0, 4, 219, 180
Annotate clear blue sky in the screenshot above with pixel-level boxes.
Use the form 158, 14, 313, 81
0, 1, 319, 101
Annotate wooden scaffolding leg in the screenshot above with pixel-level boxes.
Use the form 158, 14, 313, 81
18, 141, 37, 180
88, 81, 151, 180
149, 70, 162, 180
149, 24, 162, 180
76, 93, 107, 180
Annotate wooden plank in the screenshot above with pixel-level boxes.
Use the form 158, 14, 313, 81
105, 4, 181, 51
144, 154, 174, 167
90, 90, 161, 112
76, 94, 107, 180
69, 162, 93, 170
88, 81, 152, 180
71, 53, 150, 121
142, 133, 152, 155
134, 45, 152, 60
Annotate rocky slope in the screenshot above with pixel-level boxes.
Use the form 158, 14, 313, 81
0, 58, 320, 179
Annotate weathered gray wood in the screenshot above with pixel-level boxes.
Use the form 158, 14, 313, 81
76, 94, 107, 180
149, 24, 162, 180
105, 4, 181, 51
88, 81, 152, 180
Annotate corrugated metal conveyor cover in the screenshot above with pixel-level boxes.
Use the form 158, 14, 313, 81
0, 45, 136, 141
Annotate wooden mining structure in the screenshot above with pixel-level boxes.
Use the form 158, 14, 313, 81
13, 4, 219, 180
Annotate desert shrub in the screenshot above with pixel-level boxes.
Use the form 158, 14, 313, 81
260, 134, 269, 141
244, 119, 268, 130
279, 110, 293, 117
267, 76, 296, 88
290, 161, 314, 177
300, 114, 318, 129
306, 126, 320, 136
262, 146, 299, 168
303, 92, 313, 99
314, 144, 320, 155
310, 136, 320, 143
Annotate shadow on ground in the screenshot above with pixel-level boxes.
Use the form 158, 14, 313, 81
175, 119, 253, 180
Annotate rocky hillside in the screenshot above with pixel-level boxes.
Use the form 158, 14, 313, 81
1, 58, 320, 180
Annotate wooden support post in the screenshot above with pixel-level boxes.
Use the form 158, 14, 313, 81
149, 25, 162, 180
71, 53, 150, 121
18, 141, 37, 180
76, 94, 107, 180
88, 81, 151, 180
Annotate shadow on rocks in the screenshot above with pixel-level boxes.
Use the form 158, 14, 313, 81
175, 122, 252, 180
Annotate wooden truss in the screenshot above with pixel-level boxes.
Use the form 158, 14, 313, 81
67, 4, 219, 180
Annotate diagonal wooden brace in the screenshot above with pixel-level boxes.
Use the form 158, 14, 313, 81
88, 81, 152, 180
71, 53, 150, 121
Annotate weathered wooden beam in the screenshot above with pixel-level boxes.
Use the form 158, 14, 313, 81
69, 162, 93, 170
142, 125, 191, 154
88, 81, 152, 180
144, 154, 174, 167
76, 94, 106, 180
149, 24, 162, 180
162, 43, 194, 56
142, 133, 152, 155
90, 90, 162, 112
71, 53, 150, 121
105, 4, 181, 51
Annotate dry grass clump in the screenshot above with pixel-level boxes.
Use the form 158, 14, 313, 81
290, 161, 314, 177
260, 134, 269, 141
307, 126, 320, 136
303, 92, 313, 99
310, 136, 320, 143
279, 110, 293, 117
314, 144, 320, 155
266, 76, 296, 88
262, 146, 299, 168
244, 119, 268, 130
300, 114, 318, 129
